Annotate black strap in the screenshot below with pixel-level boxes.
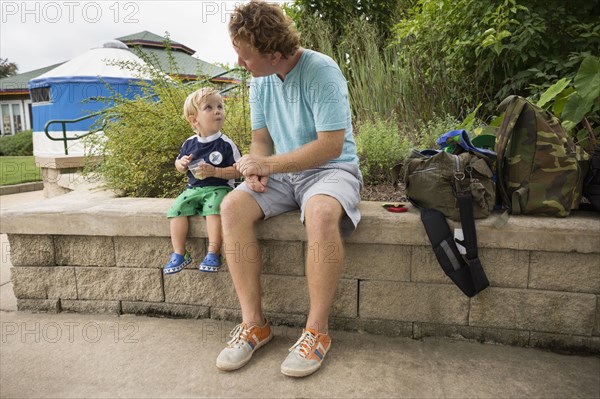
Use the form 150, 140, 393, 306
456, 191, 489, 294
420, 193, 489, 297
421, 209, 464, 273
456, 191, 478, 260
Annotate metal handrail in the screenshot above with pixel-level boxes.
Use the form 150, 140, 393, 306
44, 112, 105, 155
41, 68, 247, 155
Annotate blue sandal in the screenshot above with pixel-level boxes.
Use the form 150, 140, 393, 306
199, 252, 221, 273
163, 252, 192, 274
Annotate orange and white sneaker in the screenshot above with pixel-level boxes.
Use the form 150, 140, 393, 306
216, 321, 273, 371
280, 329, 331, 377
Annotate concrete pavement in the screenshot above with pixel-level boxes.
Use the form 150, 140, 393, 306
1, 190, 599, 398
2, 311, 599, 399
1, 190, 45, 315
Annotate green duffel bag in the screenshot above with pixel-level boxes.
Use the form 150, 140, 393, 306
404, 150, 496, 221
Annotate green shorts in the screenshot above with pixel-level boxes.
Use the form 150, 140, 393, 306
167, 186, 232, 218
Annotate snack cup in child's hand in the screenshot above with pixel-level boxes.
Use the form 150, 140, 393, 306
188, 159, 206, 179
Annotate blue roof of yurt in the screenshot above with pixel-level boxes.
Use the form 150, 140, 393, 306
28, 40, 152, 135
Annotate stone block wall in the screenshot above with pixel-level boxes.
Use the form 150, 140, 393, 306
2, 193, 599, 354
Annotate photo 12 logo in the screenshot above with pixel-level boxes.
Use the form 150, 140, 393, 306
1, 1, 140, 24
200, 1, 239, 24
1, 321, 140, 344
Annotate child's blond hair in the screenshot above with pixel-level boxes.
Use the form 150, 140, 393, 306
183, 87, 222, 119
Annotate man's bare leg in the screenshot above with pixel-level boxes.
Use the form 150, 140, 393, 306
303, 195, 345, 333
220, 190, 266, 324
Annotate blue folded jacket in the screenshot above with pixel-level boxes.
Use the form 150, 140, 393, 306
436, 129, 496, 158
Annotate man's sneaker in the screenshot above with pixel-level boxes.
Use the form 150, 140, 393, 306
281, 329, 331, 377
163, 252, 192, 274
199, 252, 221, 272
216, 321, 273, 371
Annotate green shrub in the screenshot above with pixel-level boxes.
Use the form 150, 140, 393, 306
395, 0, 600, 118
84, 82, 190, 197
221, 83, 252, 157
289, 0, 600, 140
0, 130, 33, 156
356, 119, 411, 184
407, 114, 464, 150
84, 58, 251, 198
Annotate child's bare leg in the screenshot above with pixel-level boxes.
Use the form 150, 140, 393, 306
205, 215, 222, 254
170, 216, 189, 254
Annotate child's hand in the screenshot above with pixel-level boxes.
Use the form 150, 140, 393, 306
179, 154, 193, 169
194, 163, 216, 179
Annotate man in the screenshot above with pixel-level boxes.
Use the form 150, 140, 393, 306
216, 0, 361, 378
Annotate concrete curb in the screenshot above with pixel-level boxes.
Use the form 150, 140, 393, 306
0, 181, 43, 196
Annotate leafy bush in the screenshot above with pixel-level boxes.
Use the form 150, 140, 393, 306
535, 56, 600, 150
408, 114, 464, 149
221, 82, 252, 157
395, 0, 600, 116
355, 119, 411, 184
0, 130, 33, 156
85, 59, 251, 198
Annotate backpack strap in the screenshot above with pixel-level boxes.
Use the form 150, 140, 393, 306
455, 191, 490, 294
510, 187, 528, 215
420, 193, 489, 297
496, 95, 527, 211
420, 208, 464, 273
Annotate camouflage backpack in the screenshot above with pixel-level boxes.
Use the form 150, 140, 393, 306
495, 95, 589, 217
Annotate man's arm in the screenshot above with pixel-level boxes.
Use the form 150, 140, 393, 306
236, 129, 344, 177
236, 127, 275, 192
250, 127, 275, 157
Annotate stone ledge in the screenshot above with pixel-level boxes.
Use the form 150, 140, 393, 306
1, 189, 598, 253
0, 181, 43, 195
2, 188, 599, 354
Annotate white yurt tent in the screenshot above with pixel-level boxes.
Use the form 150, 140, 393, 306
28, 40, 152, 157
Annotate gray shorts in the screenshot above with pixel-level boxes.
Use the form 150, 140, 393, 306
235, 162, 362, 237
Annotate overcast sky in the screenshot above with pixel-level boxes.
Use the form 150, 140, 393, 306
1, 1, 287, 73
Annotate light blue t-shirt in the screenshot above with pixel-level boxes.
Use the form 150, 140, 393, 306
249, 49, 358, 164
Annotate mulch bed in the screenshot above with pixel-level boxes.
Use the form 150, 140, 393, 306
361, 182, 408, 202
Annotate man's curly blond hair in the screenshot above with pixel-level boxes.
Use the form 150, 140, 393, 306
229, 1, 300, 58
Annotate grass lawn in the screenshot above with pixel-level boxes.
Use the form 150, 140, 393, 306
0, 156, 42, 186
